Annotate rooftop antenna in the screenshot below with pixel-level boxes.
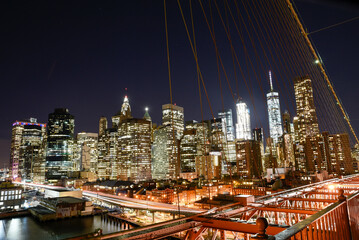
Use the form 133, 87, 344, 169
269, 70, 273, 91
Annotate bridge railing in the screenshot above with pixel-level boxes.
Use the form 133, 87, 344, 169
257, 189, 359, 240
348, 191, 359, 239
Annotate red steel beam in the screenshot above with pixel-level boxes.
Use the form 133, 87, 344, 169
254, 207, 317, 215
191, 217, 285, 235
282, 197, 337, 203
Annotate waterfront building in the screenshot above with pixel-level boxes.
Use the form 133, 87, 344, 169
218, 109, 235, 141
294, 76, 320, 143
266, 71, 283, 143
0, 182, 23, 210
45, 108, 75, 181
235, 99, 251, 140
10, 118, 46, 182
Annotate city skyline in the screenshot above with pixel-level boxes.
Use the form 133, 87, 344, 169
1, 0, 358, 166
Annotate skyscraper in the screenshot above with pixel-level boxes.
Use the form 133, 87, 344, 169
294, 76, 320, 142
45, 108, 75, 181
117, 118, 152, 181
235, 140, 262, 178
162, 104, 184, 140
143, 107, 152, 122
218, 109, 235, 141
282, 110, 292, 134
180, 129, 197, 173
10, 118, 46, 182
266, 71, 283, 143
162, 104, 184, 178
322, 132, 354, 176
97, 128, 118, 180
99, 116, 108, 137
75, 132, 98, 172
152, 126, 169, 180
235, 98, 251, 140
112, 95, 132, 128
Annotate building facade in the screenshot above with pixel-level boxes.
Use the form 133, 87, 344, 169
45, 108, 75, 181
266, 71, 283, 143
10, 118, 46, 182
294, 76, 320, 143
218, 109, 235, 141
235, 99, 251, 140
117, 118, 152, 181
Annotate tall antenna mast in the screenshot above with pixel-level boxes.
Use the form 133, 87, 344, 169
269, 70, 273, 91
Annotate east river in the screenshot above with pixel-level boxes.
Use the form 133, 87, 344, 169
0, 215, 121, 240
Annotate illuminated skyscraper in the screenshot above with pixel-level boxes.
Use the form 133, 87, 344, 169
322, 132, 354, 176
99, 116, 108, 137
112, 95, 132, 128
294, 76, 320, 142
97, 128, 117, 180
143, 107, 151, 122
218, 109, 235, 141
162, 104, 184, 178
235, 98, 251, 140
162, 104, 184, 140
10, 118, 46, 182
195, 152, 222, 180
75, 132, 98, 172
266, 71, 283, 143
45, 108, 75, 181
282, 110, 291, 134
235, 140, 262, 178
180, 129, 197, 173
152, 126, 169, 180
117, 118, 152, 181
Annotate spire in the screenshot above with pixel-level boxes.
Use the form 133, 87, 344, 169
143, 107, 151, 121
269, 70, 273, 91
121, 95, 132, 119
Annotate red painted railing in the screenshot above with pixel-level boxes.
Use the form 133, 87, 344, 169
267, 190, 358, 240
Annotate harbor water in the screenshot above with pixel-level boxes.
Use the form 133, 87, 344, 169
0, 215, 121, 240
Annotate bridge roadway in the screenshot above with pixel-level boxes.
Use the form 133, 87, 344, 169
83, 191, 203, 215
14, 182, 203, 215
68, 174, 359, 239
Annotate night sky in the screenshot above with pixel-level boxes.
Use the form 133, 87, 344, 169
1, 0, 358, 167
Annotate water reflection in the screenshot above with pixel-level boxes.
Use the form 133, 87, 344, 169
0, 215, 121, 240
